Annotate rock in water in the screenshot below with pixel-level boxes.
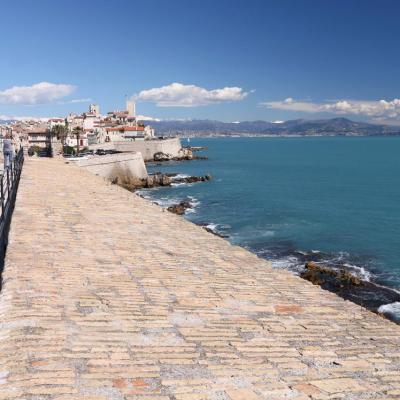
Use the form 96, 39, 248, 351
167, 201, 192, 215
154, 152, 172, 161
202, 226, 228, 238
301, 261, 362, 286
173, 174, 212, 184
300, 261, 400, 324
145, 173, 172, 188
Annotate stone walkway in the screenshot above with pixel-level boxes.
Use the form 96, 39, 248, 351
0, 158, 399, 400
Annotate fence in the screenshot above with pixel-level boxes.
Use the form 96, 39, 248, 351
0, 148, 24, 279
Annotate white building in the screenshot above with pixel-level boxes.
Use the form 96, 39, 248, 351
83, 114, 97, 130
65, 133, 89, 149
48, 118, 65, 130
89, 104, 100, 117
126, 100, 136, 117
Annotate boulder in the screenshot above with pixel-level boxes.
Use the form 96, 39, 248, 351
154, 152, 172, 162
301, 261, 362, 286
167, 201, 192, 215
173, 174, 212, 184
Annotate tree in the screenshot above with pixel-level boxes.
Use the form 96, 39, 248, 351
73, 127, 83, 154
51, 124, 68, 147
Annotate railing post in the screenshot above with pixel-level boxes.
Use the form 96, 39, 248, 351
0, 175, 4, 220
0, 148, 24, 276
6, 168, 10, 198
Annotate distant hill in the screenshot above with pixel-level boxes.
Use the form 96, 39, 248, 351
2, 116, 399, 137
0, 119, 14, 125
144, 117, 400, 137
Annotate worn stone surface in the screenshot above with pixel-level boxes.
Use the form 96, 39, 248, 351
0, 157, 400, 400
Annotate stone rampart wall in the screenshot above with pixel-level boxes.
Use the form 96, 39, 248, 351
89, 137, 182, 161
73, 152, 148, 181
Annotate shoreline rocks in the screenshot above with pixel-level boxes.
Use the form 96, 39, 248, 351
173, 174, 212, 184
167, 201, 192, 215
301, 261, 363, 286
144, 173, 172, 188
153, 148, 194, 162
201, 226, 228, 238
113, 172, 211, 191
300, 261, 400, 324
151, 149, 208, 162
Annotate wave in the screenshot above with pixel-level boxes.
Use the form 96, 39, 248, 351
378, 302, 400, 323
171, 182, 187, 187
249, 245, 376, 283
149, 196, 200, 215
188, 196, 200, 208
271, 256, 304, 274
343, 263, 373, 282
171, 174, 190, 180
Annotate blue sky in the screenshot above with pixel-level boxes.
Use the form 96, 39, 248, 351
1, 0, 400, 123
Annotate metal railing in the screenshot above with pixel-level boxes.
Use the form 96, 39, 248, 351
0, 148, 24, 277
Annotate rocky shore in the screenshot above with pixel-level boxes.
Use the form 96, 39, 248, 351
196, 223, 229, 238
113, 172, 212, 191
167, 200, 193, 215
153, 149, 208, 162
301, 261, 400, 323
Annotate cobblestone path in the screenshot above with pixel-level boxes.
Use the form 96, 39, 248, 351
0, 158, 399, 399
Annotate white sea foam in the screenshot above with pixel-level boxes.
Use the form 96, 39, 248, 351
378, 302, 400, 322
205, 223, 219, 233
188, 196, 200, 207
171, 182, 186, 187
153, 197, 182, 208
172, 173, 190, 180
271, 256, 303, 273
136, 190, 151, 199
343, 263, 373, 282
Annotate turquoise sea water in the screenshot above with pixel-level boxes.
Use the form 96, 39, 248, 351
141, 137, 400, 304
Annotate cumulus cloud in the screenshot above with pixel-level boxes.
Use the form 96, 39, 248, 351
136, 82, 249, 107
260, 97, 400, 119
0, 82, 75, 105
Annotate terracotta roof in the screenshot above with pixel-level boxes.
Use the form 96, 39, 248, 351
28, 130, 48, 134
106, 126, 145, 132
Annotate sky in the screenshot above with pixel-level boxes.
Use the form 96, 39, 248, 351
1, 0, 400, 123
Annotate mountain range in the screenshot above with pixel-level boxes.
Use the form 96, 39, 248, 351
2, 117, 400, 137
144, 117, 400, 137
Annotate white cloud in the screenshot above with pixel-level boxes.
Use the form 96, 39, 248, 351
136, 114, 161, 121
0, 114, 51, 121
0, 82, 75, 105
260, 97, 400, 119
136, 82, 249, 107
66, 98, 91, 104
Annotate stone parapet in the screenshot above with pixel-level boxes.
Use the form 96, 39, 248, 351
71, 152, 148, 182
89, 137, 183, 161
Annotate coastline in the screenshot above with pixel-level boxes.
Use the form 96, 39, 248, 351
134, 182, 400, 324
133, 138, 400, 324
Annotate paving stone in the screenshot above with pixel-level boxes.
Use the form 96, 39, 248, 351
0, 158, 399, 399
309, 378, 365, 393
225, 388, 261, 400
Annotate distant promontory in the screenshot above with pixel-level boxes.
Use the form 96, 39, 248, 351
143, 117, 400, 137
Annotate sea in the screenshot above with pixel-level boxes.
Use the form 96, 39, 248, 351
139, 136, 400, 321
